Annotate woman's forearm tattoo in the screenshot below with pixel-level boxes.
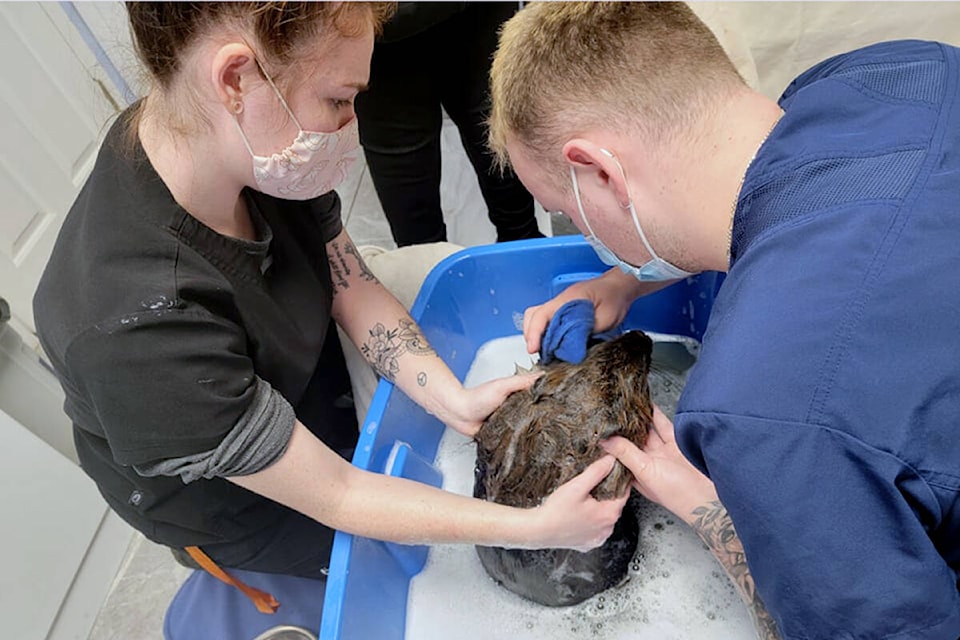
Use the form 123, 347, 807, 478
329, 238, 377, 296
329, 240, 350, 293
360, 319, 436, 382
690, 501, 781, 640
343, 240, 376, 282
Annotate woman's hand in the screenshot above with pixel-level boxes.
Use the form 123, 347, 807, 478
439, 372, 542, 438
230, 420, 624, 551
601, 405, 717, 525
521, 455, 630, 551
522, 267, 668, 355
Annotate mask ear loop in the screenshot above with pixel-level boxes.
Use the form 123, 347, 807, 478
599, 148, 661, 263
599, 148, 633, 210
569, 165, 600, 239
255, 59, 304, 132
232, 58, 306, 159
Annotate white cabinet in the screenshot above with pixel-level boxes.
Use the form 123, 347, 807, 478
0, 4, 138, 639
0, 406, 130, 640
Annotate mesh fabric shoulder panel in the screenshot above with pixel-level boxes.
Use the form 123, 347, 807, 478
834, 60, 945, 104
735, 149, 926, 253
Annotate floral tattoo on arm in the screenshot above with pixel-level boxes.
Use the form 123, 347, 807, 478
690, 501, 781, 640
361, 319, 436, 382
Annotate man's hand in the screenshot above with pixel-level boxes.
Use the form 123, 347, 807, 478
522, 267, 670, 355
601, 405, 717, 525
602, 409, 781, 639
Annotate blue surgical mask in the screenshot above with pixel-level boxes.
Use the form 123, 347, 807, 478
569, 151, 695, 282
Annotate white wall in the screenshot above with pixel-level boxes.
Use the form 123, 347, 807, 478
0, 4, 137, 640
695, 2, 960, 100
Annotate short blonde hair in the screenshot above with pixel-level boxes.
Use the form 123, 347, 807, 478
489, 2, 743, 175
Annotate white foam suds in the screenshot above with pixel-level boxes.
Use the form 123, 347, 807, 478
406, 334, 755, 640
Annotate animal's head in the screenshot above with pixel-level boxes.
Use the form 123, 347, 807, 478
475, 330, 655, 508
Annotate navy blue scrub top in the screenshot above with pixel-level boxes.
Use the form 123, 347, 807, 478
677, 41, 960, 639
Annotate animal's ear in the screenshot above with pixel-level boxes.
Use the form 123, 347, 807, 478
530, 373, 553, 402
514, 362, 537, 376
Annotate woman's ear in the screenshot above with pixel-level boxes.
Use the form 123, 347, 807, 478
211, 42, 258, 115
562, 139, 632, 208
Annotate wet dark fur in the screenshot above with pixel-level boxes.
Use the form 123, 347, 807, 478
474, 331, 654, 606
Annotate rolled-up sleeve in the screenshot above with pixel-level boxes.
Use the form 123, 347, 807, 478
134, 375, 296, 483
66, 307, 270, 467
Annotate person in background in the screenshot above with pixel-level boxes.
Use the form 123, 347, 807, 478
489, 2, 960, 639
354, 2, 543, 246
32, 0, 626, 608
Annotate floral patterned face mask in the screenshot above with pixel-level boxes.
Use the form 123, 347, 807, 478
233, 62, 360, 200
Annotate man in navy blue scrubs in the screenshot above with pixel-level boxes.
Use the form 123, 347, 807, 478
488, 3, 960, 638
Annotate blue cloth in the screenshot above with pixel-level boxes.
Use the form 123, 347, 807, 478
676, 41, 960, 640
539, 299, 620, 365
164, 568, 326, 640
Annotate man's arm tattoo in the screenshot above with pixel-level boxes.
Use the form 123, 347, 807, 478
690, 500, 781, 640
360, 320, 437, 381
329, 240, 351, 294
343, 239, 377, 282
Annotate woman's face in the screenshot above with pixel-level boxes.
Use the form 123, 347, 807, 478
236, 23, 374, 156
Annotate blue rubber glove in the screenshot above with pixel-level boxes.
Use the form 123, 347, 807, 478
539, 299, 621, 365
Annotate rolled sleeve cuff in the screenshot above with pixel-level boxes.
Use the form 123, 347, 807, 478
134, 376, 296, 483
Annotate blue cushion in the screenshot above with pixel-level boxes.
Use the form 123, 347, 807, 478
164, 569, 326, 640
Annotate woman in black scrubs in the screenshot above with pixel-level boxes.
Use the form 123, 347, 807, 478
33, 2, 624, 581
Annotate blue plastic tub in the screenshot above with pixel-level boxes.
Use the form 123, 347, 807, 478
319, 236, 723, 640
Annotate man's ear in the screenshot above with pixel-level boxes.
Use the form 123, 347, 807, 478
562, 138, 631, 208
211, 42, 258, 115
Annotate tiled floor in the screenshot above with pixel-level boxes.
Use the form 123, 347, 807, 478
87, 533, 192, 640
87, 119, 563, 640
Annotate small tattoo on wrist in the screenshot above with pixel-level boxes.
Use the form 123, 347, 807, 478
417, 372, 427, 387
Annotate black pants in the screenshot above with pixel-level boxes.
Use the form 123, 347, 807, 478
195, 509, 336, 579
355, 3, 541, 247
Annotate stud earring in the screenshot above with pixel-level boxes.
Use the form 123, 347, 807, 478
232, 100, 243, 114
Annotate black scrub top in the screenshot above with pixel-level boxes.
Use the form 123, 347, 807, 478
33, 114, 358, 557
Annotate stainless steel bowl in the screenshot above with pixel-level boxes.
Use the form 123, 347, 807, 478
251, 626, 318, 640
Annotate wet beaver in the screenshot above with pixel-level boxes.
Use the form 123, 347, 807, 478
473, 330, 654, 606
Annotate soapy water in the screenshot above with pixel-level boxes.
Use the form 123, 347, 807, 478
405, 334, 755, 640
